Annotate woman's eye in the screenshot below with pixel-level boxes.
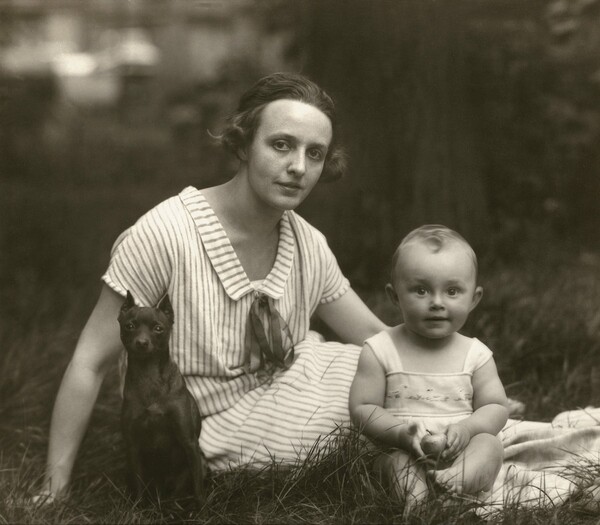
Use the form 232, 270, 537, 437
273, 140, 289, 151
307, 148, 324, 161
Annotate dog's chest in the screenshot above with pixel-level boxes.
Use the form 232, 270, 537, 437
123, 375, 178, 431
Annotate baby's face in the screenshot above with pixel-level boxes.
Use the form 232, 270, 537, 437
391, 241, 481, 340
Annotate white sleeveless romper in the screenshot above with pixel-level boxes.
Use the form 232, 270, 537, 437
365, 330, 493, 433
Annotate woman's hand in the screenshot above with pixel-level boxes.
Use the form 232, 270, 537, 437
442, 423, 471, 461
31, 489, 59, 507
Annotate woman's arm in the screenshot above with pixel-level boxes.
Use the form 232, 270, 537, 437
42, 284, 125, 499
349, 345, 427, 455
315, 288, 388, 345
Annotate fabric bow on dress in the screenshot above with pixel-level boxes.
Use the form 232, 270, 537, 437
244, 292, 295, 374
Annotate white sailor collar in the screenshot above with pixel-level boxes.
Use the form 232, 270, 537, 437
179, 186, 295, 301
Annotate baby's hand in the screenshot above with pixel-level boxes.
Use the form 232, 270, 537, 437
442, 423, 470, 461
405, 420, 429, 458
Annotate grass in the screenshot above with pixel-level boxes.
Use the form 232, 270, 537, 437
2, 175, 600, 523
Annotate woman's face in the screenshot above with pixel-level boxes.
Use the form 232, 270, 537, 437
242, 99, 333, 212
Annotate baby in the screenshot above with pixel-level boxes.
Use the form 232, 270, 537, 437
349, 225, 508, 506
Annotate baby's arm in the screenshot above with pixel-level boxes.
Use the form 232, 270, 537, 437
443, 357, 508, 460
349, 344, 427, 456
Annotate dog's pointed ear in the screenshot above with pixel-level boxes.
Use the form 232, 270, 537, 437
120, 290, 136, 316
157, 294, 174, 324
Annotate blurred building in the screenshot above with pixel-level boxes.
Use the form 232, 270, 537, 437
0, 0, 294, 182
0, 0, 293, 113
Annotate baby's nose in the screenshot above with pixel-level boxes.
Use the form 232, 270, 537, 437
430, 294, 445, 309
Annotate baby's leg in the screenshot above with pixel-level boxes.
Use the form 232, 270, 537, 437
433, 433, 503, 495
374, 450, 428, 508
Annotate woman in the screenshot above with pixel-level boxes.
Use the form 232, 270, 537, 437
40, 72, 386, 500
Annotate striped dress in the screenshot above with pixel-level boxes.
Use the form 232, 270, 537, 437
103, 186, 362, 470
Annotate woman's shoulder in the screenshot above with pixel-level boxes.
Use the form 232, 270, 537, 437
113, 189, 195, 252
286, 210, 329, 247
135, 188, 195, 227
286, 210, 323, 234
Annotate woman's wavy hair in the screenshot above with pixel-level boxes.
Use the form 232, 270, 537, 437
217, 72, 346, 182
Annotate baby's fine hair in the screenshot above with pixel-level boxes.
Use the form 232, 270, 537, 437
391, 224, 478, 281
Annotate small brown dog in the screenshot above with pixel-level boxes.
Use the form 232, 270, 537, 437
119, 291, 208, 504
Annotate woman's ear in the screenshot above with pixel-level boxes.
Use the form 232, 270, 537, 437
469, 285, 484, 312
385, 283, 400, 307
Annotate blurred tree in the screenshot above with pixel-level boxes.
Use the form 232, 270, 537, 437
286, 0, 600, 284
543, 0, 600, 246
292, 0, 490, 284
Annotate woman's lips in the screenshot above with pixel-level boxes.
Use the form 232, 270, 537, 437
277, 182, 303, 191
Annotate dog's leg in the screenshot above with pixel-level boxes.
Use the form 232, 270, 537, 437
169, 402, 206, 505
188, 440, 208, 503
185, 440, 206, 504
124, 433, 146, 500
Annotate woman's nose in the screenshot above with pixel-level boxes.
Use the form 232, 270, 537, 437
288, 149, 306, 176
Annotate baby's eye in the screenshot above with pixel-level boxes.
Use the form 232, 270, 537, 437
307, 148, 324, 162
273, 140, 290, 152
447, 287, 460, 296
415, 287, 428, 296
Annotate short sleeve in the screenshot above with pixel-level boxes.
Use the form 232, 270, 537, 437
315, 230, 350, 304
463, 338, 493, 373
102, 199, 177, 306
364, 330, 403, 374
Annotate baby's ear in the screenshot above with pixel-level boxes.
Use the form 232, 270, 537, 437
385, 283, 400, 307
469, 286, 484, 312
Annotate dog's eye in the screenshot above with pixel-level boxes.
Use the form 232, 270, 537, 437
125, 322, 135, 330
154, 325, 164, 333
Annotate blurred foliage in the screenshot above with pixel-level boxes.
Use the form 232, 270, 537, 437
543, 0, 600, 244
465, 0, 600, 255
290, 0, 600, 285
